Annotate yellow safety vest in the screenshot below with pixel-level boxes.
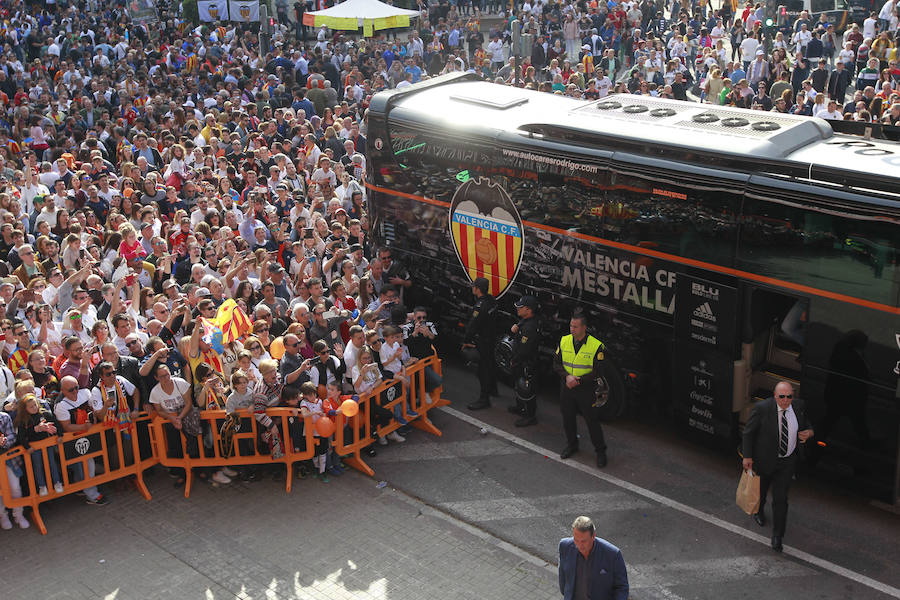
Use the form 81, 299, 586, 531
559, 335, 604, 377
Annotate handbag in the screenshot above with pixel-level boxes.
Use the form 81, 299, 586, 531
181, 405, 203, 438
736, 469, 760, 515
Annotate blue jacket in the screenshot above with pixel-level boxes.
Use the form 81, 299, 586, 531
558, 536, 629, 600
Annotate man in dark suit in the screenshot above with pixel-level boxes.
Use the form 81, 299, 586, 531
742, 381, 814, 552
558, 516, 628, 600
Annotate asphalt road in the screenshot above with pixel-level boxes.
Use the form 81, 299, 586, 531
3, 358, 898, 600
368, 360, 900, 600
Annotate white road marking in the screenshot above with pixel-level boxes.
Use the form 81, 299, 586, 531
440, 407, 900, 599
441, 491, 651, 522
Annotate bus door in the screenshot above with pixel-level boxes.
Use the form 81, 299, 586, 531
734, 286, 809, 429
607, 154, 747, 441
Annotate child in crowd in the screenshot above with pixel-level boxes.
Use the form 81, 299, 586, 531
13, 394, 63, 496
378, 326, 419, 424
298, 381, 332, 482
322, 381, 346, 476
225, 369, 259, 482
118, 223, 147, 267
0, 409, 29, 528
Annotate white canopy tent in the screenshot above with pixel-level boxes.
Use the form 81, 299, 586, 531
303, 0, 420, 35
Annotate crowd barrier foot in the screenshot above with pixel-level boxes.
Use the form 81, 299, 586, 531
344, 455, 374, 477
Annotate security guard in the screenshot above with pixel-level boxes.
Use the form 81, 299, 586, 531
464, 277, 497, 410
553, 313, 609, 468
508, 295, 540, 427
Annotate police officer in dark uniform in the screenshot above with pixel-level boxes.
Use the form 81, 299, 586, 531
553, 313, 609, 468
507, 295, 540, 427
464, 277, 497, 410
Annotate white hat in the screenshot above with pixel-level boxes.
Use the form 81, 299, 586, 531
183, 100, 195, 107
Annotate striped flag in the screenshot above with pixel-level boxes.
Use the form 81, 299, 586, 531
7, 348, 27, 374
214, 299, 252, 344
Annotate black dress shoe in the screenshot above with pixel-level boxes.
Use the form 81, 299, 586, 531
507, 405, 524, 415
596, 454, 608, 468
560, 446, 579, 459
514, 416, 537, 427
467, 398, 491, 410
771, 536, 783, 552
753, 511, 766, 527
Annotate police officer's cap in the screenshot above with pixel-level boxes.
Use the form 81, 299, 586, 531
514, 295, 537, 310
472, 277, 489, 293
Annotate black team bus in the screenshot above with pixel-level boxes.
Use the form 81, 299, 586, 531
365, 73, 900, 506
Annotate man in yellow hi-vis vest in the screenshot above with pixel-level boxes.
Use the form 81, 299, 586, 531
553, 314, 609, 468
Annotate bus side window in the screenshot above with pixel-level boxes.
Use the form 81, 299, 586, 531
505, 168, 597, 231
738, 194, 900, 307
592, 169, 742, 267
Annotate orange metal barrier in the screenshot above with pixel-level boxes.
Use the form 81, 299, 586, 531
334, 355, 449, 476
0, 357, 450, 531
150, 408, 316, 498
0, 414, 156, 535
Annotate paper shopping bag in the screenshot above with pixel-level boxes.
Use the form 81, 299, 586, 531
736, 469, 760, 515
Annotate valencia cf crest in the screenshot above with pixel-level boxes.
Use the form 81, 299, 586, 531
448, 177, 524, 298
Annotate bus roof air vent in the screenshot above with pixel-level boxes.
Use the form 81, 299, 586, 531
721, 117, 750, 128
693, 113, 720, 123
567, 94, 833, 157
752, 121, 782, 131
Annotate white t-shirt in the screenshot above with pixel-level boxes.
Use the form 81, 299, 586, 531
815, 108, 843, 120
351, 363, 382, 396
379, 341, 403, 374
90, 375, 136, 411
864, 17, 877, 40
54, 390, 93, 423
149, 377, 191, 413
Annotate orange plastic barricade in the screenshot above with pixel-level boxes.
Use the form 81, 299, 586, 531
0, 414, 156, 535
150, 407, 315, 498
334, 356, 449, 476
406, 354, 451, 436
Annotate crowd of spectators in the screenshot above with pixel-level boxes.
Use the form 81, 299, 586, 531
0, 0, 896, 529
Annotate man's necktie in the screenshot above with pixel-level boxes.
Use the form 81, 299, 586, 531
779, 409, 789, 457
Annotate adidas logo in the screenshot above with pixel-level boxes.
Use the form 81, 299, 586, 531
692, 302, 716, 322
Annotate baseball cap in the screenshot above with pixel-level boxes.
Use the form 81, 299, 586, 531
349, 243, 362, 253
267, 262, 284, 272
196, 287, 211, 297
514, 295, 537, 310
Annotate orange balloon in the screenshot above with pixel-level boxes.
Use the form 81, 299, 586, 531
315, 416, 336, 437
270, 336, 286, 360
340, 399, 359, 418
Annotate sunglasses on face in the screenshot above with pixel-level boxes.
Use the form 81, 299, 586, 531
777, 394, 793, 399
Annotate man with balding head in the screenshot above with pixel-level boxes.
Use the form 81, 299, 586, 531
279, 333, 313, 385
742, 381, 814, 552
